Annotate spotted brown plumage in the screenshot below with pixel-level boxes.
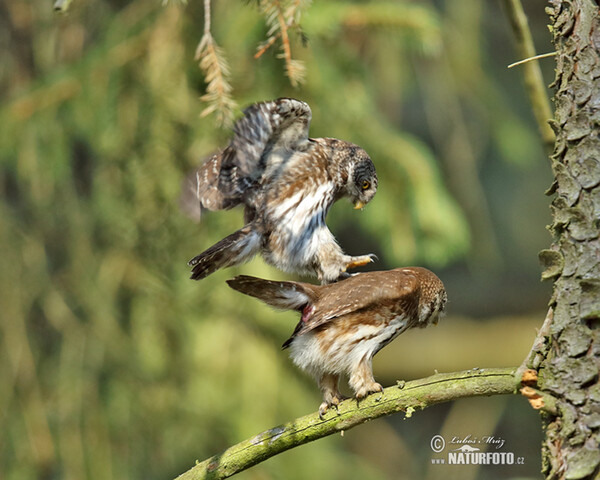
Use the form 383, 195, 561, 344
184, 98, 378, 284
226, 267, 447, 417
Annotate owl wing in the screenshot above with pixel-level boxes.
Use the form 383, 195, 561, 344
182, 98, 312, 218
179, 152, 240, 221
218, 98, 312, 197
300, 269, 420, 335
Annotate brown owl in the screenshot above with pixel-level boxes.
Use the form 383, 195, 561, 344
183, 98, 378, 284
227, 267, 447, 417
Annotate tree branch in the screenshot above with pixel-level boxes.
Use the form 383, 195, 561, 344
516, 306, 554, 378
175, 367, 519, 480
502, 0, 555, 155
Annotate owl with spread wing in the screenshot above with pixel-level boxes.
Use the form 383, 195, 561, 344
183, 98, 378, 284
227, 267, 447, 417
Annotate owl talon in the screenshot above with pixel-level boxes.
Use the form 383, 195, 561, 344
355, 382, 384, 403
318, 402, 331, 420
375, 384, 384, 402
318, 392, 346, 419
346, 254, 376, 271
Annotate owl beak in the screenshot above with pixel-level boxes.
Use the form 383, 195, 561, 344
353, 200, 365, 210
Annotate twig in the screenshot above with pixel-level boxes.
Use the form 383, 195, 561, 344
273, 0, 304, 86
255, 0, 306, 85
516, 306, 554, 379
275, 0, 292, 67
502, 0, 555, 154
195, 0, 236, 126
254, 34, 280, 59
508, 52, 557, 69
174, 368, 519, 480
202, 0, 211, 37
514, 307, 559, 414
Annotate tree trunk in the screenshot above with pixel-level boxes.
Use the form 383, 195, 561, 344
537, 1, 600, 478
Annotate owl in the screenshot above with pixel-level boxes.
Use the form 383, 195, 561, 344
183, 98, 378, 284
226, 267, 447, 417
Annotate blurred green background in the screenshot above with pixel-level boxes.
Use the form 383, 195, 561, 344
1, 1, 554, 479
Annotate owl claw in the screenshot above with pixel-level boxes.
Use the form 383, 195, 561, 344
355, 382, 384, 403
319, 401, 340, 420
318, 403, 329, 420
318, 403, 340, 420
318, 393, 345, 419
345, 254, 376, 271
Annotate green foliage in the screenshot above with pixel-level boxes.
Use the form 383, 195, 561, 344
0, 0, 550, 479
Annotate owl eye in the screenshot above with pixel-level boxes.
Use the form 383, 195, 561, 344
361, 180, 371, 190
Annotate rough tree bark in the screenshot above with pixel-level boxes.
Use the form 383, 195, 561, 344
536, 1, 600, 478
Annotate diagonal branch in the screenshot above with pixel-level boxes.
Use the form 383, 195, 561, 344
502, 0, 555, 154
175, 367, 519, 480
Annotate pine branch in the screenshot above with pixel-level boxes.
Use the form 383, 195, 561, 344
196, 0, 236, 127
256, 0, 308, 86
502, 0, 555, 155
174, 367, 519, 480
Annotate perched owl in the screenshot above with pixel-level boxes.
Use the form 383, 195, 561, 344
227, 267, 447, 417
183, 98, 378, 284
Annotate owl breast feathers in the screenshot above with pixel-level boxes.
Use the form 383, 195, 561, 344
182, 98, 378, 284
227, 267, 447, 417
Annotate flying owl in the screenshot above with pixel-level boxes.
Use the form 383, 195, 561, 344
227, 267, 447, 417
183, 98, 378, 284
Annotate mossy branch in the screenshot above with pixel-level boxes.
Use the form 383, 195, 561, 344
502, 0, 555, 154
175, 367, 519, 480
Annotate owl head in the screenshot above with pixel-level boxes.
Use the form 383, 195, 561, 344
345, 147, 378, 210
415, 269, 448, 327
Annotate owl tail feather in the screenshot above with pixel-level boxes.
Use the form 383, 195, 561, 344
188, 225, 261, 280
226, 276, 318, 311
